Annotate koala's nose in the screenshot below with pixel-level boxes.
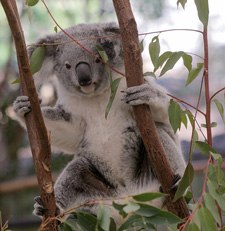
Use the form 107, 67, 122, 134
75, 62, 92, 86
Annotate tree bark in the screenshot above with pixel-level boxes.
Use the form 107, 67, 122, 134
1, 1, 58, 230
112, 0, 190, 219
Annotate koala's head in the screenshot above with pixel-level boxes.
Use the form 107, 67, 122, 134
28, 22, 123, 96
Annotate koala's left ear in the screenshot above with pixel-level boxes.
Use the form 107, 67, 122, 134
99, 22, 123, 63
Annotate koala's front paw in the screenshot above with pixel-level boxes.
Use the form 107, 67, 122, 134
121, 83, 151, 106
13, 96, 31, 117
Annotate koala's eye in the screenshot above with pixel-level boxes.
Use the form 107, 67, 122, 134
95, 56, 101, 64
65, 62, 72, 69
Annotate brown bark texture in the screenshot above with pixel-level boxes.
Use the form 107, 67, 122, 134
112, 0, 190, 219
1, 0, 58, 230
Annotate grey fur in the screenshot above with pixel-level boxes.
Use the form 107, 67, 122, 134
13, 22, 186, 223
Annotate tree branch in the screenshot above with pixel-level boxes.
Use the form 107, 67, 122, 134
1, 1, 57, 230
112, 0, 189, 219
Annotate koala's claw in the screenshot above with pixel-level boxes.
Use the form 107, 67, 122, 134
159, 174, 182, 193
121, 84, 151, 106
170, 174, 182, 192
33, 196, 48, 217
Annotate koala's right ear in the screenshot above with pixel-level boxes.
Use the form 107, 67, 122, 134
27, 34, 58, 87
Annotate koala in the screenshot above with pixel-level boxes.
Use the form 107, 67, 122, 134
13, 22, 186, 223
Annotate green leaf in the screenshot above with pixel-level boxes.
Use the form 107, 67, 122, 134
123, 201, 140, 213
207, 180, 225, 210
201, 122, 217, 128
112, 201, 127, 218
184, 190, 193, 204
190, 129, 198, 157
27, 6, 33, 22
105, 78, 122, 119
94, 44, 109, 64
146, 210, 183, 225
76, 212, 97, 231
132, 192, 165, 202
177, 0, 187, 9
168, 99, 182, 133
143, 71, 156, 79
194, 0, 209, 28
183, 222, 200, 231
181, 110, 188, 128
213, 99, 225, 125
149, 36, 160, 68
135, 204, 160, 217
198, 206, 217, 231
30, 46, 46, 75
186, 63, 204, 86
109, 218, 117, 231
155, 51, 172, 71
97, 205, 111, 231
173, 163, 194, 202
204, 193, 221, 224
140, 38, 144, 53
63, 219, 80, 231
160, 51, 184, 76
182, 53, 192, 71
118, 214, 142, 231
11, 77, 20, 84
25, 0, 39, 6
195, 141, 217, 157
54, 26, 58, 33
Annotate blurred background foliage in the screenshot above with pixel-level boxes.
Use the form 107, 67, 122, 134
0, 0, 224, 230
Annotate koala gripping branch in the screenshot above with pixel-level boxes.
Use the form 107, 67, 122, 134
112, 0, 190, 220
1, 1, 58, 230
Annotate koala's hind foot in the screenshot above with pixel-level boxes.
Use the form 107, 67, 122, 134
33, 196, 62, 218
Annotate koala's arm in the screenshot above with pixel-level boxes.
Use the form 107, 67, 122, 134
13, 96, 85, 153
122, 76, 170, 124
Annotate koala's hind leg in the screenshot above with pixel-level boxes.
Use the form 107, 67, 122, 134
53, 156, 118, 216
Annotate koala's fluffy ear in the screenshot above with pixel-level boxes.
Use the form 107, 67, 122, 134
99, 22, 123, 65
27, 34, 57, 87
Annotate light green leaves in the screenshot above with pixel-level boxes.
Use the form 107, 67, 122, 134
97, 205, 111, 231
194, 0, 209, 28
173, 163, 194, 202
29, 46, 46, 75
160, 51, 184, 77
168, 100, 182, 133
132, 192, 165, 202
25, 0, 39, 6
186, 63, 204, 86
94, 44, 122, 119
213, 99, 225, 125
149, 36, 160, 68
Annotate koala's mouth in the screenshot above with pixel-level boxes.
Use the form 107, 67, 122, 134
78, 83, 97, 94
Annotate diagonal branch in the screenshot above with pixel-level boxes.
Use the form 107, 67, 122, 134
1, 1, 57, 230
112, 0, 190, 220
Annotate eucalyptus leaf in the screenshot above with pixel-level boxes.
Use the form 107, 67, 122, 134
195, 141, 217, 157
123, 201, 140, 213
186, 63, 203, 86
105, 78, 122, 119
149, 36, 160, 68
182, 53, 192, 71
25, 0, 39, 6
132, 192, 165, 202
160, 51, 184, 76
198, 206, 217, 231
194, 0, 209, 28
183, 222, 200, 231
29, 46, 46, 75
173, 163, 194, 202
213, 99, 225, 125
155, 51, 172, 71
168, 99, 181, 133
97, 205, 111, 231
204, 193, 221, 224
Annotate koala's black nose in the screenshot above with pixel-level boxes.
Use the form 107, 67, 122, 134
76, 62, 92, 86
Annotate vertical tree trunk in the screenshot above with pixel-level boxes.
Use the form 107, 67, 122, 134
1, 1, 58, 230
112, 0, 190, 219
